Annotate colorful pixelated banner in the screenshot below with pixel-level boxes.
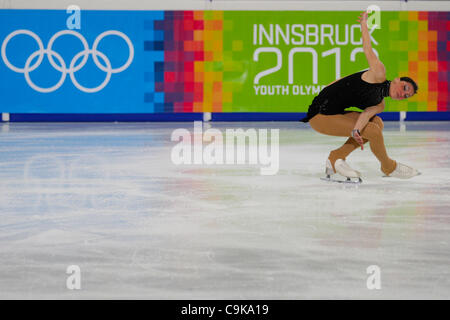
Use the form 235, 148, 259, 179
0, 10, 448, 113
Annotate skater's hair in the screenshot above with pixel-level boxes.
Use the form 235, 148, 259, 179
400, 77, 418, 94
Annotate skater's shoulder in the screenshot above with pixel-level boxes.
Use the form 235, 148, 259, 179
361, 67, 386, 84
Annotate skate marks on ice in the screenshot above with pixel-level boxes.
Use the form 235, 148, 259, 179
0, 122, 450, 299
321, 175, 363, 185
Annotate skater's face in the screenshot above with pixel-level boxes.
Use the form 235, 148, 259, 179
390, 78, 416, 100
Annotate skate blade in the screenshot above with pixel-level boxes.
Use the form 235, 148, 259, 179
382, 171, 421, 178
321, 175, 362, 184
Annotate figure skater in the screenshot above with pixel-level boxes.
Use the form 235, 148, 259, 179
301, 11, 420, 182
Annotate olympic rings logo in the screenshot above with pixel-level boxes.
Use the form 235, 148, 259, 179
1, 29, 134, 93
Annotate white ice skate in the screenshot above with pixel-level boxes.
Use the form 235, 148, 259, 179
385, 162, 420, 179
321, 159, 362, 184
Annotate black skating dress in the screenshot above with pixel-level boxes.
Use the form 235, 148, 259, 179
301, 70, 391, 123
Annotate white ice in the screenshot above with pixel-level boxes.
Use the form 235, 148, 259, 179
0, 121, 449, 299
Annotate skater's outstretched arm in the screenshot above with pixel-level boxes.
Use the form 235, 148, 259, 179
352, 101, 385, 149
358, 12, 385, 82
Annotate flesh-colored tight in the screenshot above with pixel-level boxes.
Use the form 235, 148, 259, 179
309, 112, 397, 175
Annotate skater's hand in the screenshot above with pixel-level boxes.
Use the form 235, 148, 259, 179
352, 129, 364, 150
357, 11, 368, 27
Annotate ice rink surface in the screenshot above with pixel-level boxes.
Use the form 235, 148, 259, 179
0, 121, 449, 299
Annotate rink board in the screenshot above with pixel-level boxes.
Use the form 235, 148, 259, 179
0, 10, 449, 120
5, 112, 450, 122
